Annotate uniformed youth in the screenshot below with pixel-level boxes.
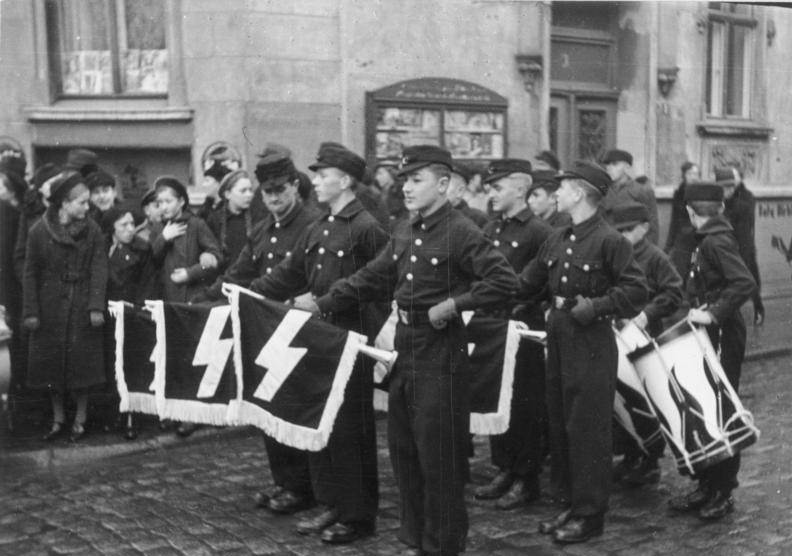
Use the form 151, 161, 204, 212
609, 201, 683, 487
314, 145, 519, 556
668, 182, 756, 521
193, 144, 320, 515
474, 159, 552, 510
517, 161, 647, 544
527, 169, 571, 229
250, 142, 387, 544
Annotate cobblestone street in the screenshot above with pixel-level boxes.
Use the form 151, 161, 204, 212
2, 353, 791, 556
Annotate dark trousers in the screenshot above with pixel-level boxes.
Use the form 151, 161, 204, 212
546, 310, 617, 517
390, 320, 469, 554
698, 315, 746, 493
489, 340, 546, 479
308, 357, 379, 526
263, 435, 312, 496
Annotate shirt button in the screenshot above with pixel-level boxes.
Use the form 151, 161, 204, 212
690, 271, 695, 278
266, 267, 272, 274
267, 253, 274, 259
493, 240, 500, 247
328, 216, 335, 223
285, 251, 291, 257
511, 241, 518, 248
271, 237, 277, 243
323, 229, 329, 236
566, 248, 572, 255
415, 238, 422, 246
564, 262, 570, 269
316, 263, 322, 269
275, 222, 280, 229
430, 257, 438, 265
406, 273, 413, 281
570, 234, 576, 242
392, 253, 398, 261
410, 255, 417, 263
318, 247, 325, 255
496, 228, 501, 234
561, 276, 568, 283
583, 264, 590, 272
421, 224, 427, 231
337, 250, 344, 257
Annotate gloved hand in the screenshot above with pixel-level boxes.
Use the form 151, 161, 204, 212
199, 252, 219, 270
753, 298, 765, 326
428, 298, 457, 330
570, 295, 595, 326
632, 311, 649, 330
23, 316, 40, 331
688, 308, 714, 326
90, 311, 105, 327
293, 296, 320, 315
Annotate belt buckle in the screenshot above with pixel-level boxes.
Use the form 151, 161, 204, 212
398, 308, 410, 325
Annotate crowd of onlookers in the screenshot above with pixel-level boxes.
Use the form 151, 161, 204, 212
0, 139, 762, 445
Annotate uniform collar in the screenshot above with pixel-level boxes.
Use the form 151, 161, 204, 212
695, 214, 733, 236
412, 201, 453, 231
567, 211, 605, 237
323, 197, 364, 221
502, 206, 533, 223
266, 200, 303, 230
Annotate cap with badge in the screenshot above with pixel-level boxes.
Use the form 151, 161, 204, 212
610, 201, 650, 231
530, 169, 560, 193
714, 167, 738, 187
396, 145, 453, 176
556, 160, 612, 197
684, 182, 724, 203
482, 158, 533, 184
601, 149, 633, 166
308, 142, 366, 182
255, 143, 297, 189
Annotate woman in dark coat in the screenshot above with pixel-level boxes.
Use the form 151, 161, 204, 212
22, 171, 108, 442
664, 161, 700, 277
150, 176, 222, 303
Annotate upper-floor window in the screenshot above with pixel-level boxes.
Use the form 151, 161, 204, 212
45, 0, 168, 97
706, 2, 756, 118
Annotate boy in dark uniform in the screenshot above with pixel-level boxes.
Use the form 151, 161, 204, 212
668, 183, 756, 520
528, 169, 571, 229
448, 162, 489, 228
517, 161, 647, 544
473, 159, 552, 510
193, 144, 320, 515
609, 201, 683, 486
314, 145, 518, 556
250, 142, 387, 544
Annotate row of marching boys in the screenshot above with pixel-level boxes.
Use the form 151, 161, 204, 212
0, 139, 756, 555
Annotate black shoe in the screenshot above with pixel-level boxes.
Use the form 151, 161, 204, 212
43, 422, 65, 442
254, 485, 284, 508
698, 491, 734, 521
620, 457, 661, 487
474, 470, 514, 500
669, 485, 712, 513
538, 509, 572, 534
295, 506, 339, 535
69, 423, 86, 443
320, 522, 374, 544
495, 478, 540, 510
552, 515, 604, 544
176, 423, 200, 437
268, 490, 314, 515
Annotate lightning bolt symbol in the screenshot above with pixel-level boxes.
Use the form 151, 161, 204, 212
254, 309, 311, 402
193, 305, 233, 398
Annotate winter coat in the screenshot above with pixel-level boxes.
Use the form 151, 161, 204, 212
724, 183, 761, 304
22, 210, 108, 392
150, 212, 222, 302
0, 200, 22, 320
205, 202, 266, 272
107, 236, 156, 304
664, 181, 698, 278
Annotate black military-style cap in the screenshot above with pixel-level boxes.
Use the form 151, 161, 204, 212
557, 160, 612, 197
451, 161, 473, 182
601, 149, 633, 166
65, 148, 99, 176
684, 182, 724, 203
529, 169, 560, 193
84, 170, 115, 191
255, 143, 297, 187
396, 145, 453, 176
535, 150, 560, 172
308, 142, 366, 182
154, 175, 189, 203
482, 158, 533, 184
610, 201, 650, 230
714, 166, 738, 187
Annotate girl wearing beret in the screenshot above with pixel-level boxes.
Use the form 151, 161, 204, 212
22, 171, 109, 442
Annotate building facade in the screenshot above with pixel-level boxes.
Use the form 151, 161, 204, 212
1, 0, 792, 295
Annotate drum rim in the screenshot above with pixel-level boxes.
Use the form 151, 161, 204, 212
627, 319, 693, 361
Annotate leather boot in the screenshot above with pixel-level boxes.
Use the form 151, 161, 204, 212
268, 490, 314, 514
495, 477, 540, 510
552, 515, 604, 544
474, 470, 514, 500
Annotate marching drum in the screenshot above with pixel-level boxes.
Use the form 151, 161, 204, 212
628, 319, 759, 476
613, 321, 665, 456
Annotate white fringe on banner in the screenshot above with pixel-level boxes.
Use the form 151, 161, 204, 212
469, 319, 520, 435
147, 300, 168, 417
229, 284, 368, 451
108, 301, 130, 413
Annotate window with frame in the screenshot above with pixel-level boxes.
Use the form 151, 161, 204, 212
706, 2, 756, 119
45, 0, 168, 97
